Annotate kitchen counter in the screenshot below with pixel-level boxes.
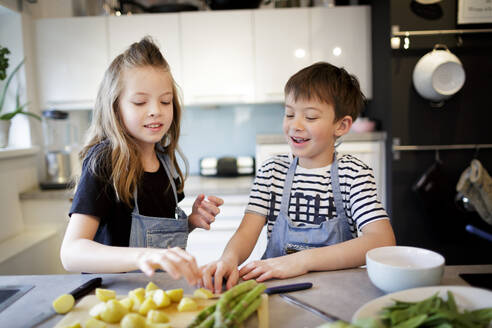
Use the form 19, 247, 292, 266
19, 175, 254, 201
257, 131, 387, 145
1, 265, 490, 328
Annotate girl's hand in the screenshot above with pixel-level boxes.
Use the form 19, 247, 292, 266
239, 255, 308, 282
137, 247, 201, 285
188, 194, 224, 230
200, 259, 239, 294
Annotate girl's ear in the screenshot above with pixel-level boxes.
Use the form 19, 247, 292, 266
334, 115, 353, 137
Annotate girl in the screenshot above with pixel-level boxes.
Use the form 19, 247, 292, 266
60, 37, 223, 286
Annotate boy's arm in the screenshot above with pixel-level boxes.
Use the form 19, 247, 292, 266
201, 212, 265, 293
240, 219, 395, 281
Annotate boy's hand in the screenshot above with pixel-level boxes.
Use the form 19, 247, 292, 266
188, 194, 224, 230
200, 259, 239, 294
239, 255, 308, 282
136, 247, 201, 286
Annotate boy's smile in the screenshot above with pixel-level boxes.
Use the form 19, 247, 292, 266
283, 94, 350, 169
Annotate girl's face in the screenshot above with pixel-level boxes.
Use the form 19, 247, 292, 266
118, 66, 174, 152
283, 93, 343, 168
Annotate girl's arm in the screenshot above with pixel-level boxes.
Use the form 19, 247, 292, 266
200, 212, 265, 293
239, 219, 396, 281
60, 213, 201, 285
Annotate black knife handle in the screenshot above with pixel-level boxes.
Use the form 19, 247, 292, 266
70, 277, 102, 300
265, 282, 313, 295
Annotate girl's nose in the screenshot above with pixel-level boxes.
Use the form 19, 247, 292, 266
148, 101, 161, 117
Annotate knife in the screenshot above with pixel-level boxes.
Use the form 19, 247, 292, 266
279, 293, 341, 322
29, 277, 102, 328
265, 282, 312, 295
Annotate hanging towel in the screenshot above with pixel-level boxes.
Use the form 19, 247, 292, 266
456, 162, 492, 225
470, 159, 492, 220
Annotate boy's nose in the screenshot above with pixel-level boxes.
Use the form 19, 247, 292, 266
291, 118, 304, 131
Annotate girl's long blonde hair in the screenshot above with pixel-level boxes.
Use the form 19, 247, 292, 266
78, 36, 187, 207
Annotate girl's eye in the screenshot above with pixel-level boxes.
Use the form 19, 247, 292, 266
132, 102, 145, 106
161, 101, 171, 105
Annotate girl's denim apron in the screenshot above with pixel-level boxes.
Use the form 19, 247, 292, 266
262, 153, 353, 259
129, 151, 188, 249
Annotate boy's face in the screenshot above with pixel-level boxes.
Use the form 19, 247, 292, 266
283, 94, 344, 168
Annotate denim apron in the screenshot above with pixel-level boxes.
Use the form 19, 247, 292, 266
129, 150, 188, 249
262, 153, 353, 259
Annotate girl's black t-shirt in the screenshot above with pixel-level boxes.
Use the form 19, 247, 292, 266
69, 144, 185, 247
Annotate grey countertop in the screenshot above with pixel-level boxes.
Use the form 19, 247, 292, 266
19, 175, 254, 201
256, 131, 387, 144
1, 265, 490, 328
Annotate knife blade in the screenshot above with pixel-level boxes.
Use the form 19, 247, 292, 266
279, 293, 341, 322
265, 282, 312, 295
29, 277, 102, 328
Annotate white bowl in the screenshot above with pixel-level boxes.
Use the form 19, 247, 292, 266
366, 246, 445, 293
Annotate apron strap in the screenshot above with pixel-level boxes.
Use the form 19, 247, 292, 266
279, 156, 298, 214
331, 152, 347, 222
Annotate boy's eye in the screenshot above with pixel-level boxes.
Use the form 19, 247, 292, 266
306, 117, 318, 121
285, 113, 294, 118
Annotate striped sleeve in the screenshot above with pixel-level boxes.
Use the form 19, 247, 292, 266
344, 156, 389, 231
245, 157, 276, 218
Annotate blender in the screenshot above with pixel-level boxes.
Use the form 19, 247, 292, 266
40, 110, 75, 190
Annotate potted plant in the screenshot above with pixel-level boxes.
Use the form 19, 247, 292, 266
0, 45, 41, 148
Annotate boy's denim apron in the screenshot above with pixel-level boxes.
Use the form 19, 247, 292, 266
262, 153, 353, 259
129, 151, 188, 249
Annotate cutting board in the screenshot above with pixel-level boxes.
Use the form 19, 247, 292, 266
55, 294, 268, 328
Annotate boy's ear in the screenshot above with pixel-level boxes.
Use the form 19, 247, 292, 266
335, 115, 353, 137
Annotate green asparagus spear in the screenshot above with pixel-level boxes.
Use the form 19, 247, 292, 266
196, 294, 245, 328
187, 303, 217, 328
214, 280, 257, 328
236, 294, 263, 324
223, 284, 266, 327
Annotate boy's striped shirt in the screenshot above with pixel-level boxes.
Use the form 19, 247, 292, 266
246, 153, 389, 238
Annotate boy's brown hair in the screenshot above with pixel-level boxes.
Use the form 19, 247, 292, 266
284, 62, 366, 122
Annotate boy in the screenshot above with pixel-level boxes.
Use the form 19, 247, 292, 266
201, 62, 396, 293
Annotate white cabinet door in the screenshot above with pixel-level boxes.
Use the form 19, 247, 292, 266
181, 11, 255, 105
107, 14, 182, 88
35, 17, 109, 110
254, 8, 311, 103
311, 6, 372, 98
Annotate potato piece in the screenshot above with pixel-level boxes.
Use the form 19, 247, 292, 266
120, 296, 134, 311
139, 298, 157, 315
129, 287, 146, 302
52, 294, 75, 314
146, 289, 157, 299
85, 317, 107, 328
147, 309, 170, 323
61, 322, 82, 328
145, 281, 160, 292
165, 288, 183, 302
131, 296, 142, 313
120, 313, 146, 328
193, 287, 214, 299
95, 288, 116, 302
177, 297, 197, 312
100, 299, 129, 323
89, 302, 107, 319
152, 289, 171, 308
146, 323, 172, 328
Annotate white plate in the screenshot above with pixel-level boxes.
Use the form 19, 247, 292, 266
352, 285, 492, 325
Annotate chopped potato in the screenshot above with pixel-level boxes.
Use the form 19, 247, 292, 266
119, 296, 134, 311
139, 298, 158, 315
177, 297, 197, 312
100, 299, 128, 323
85, 317, 107, 328
193, 288, 214, 299
152, 289, 171, 308
95, 288, 116, 302
129, 287, 146, 302
89, 302, 106, 319
120, 313, 146, 328
147, 309, 170, 323
165, 288, 183, 302
131, 296, 143, 313
145, 281, 160, 292
52, 294, 75, 314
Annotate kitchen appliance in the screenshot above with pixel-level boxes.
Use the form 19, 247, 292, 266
40, 110, 76, 190
412, 44, 466, 106
199, 156, 255, 177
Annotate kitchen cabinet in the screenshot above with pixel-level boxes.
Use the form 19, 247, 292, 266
34, 17, 109, 110
107, 14, 182, 87
180, 11, 255, 105
311, 6, 372, 98
254, 8, 311, 103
